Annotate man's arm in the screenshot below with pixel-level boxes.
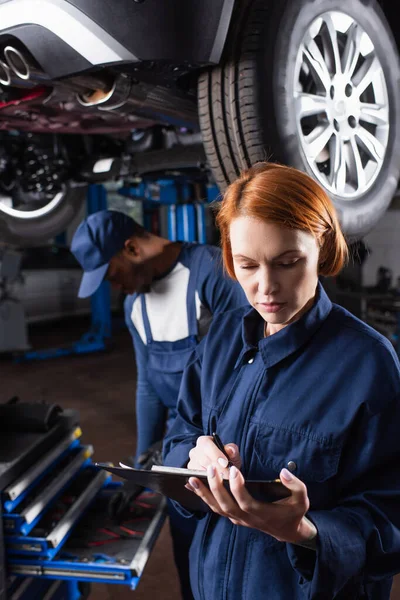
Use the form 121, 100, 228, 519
124, 297, 166, 464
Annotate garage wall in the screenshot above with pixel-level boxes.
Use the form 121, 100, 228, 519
362, 199, 400, 287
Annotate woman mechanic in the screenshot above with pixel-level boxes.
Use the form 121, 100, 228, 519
163, 162, 400, 600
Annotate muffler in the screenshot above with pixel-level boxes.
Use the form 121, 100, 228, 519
77, 74, 198, 127
2, 46, 198, 127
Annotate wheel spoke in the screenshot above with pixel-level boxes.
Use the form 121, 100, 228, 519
349, 135, 366, 191
330, 134, 347, 195
354, 55, 381, 96
359, 102, 388, 126
302, 38, 331, 93
295, 93, 328, 120
305, 124, 333, 161
356, 125, 385, 162
341, 21, 363, 78
321, 13, 342, 76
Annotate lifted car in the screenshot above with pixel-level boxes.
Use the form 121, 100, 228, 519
0, 0, 398, 244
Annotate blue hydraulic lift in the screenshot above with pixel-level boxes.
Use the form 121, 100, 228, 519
118, 177, 219, 243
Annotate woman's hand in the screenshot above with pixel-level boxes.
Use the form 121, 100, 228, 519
187, 460, 316, 546
186, 435, 242, 473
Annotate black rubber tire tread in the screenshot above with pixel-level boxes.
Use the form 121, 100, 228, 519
198, 0, 273, 191
198, 0, 400, 238
198, 71, 230, 190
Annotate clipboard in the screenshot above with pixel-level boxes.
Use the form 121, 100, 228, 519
94, 463, 290, 512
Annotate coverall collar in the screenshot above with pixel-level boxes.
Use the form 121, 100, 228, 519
235, 282, 332, 369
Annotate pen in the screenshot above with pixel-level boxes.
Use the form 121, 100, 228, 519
212, 432, 234, 468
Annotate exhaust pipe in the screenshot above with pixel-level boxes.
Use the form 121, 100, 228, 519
4, 46, 50, 83
0, 59, 11, 86
0, 55, 40, 89
77, 74, 198, 126
2, 45, 112, 95
2, 46, 198, 126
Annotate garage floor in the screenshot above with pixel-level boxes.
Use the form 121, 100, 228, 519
2, 316, 400, 600
2, 316, 180, 600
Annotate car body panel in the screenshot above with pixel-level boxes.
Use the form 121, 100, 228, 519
0, 0, 235, 78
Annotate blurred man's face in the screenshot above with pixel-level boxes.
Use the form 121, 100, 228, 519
106, 244, 153, 295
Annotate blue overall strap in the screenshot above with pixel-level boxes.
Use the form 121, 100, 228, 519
125, 292, 140, 338
140, 294, 153, 345
185, 244, 204, 338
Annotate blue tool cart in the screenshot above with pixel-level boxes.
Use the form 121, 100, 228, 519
2, 428, 82, 514
3, 445, 93, 537
9, 486, 166, 589
1, 405, 167, 599
5, 466, 110, 559
7, 577, 81, 600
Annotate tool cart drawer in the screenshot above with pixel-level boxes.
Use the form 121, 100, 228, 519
9, 484, 167, 589
6, 466, 110, 559
4, 446, 93, 536
2, 427, 82, 513
7, 576, 81, 600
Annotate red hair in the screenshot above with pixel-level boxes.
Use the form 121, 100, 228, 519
216, 162, 348, 279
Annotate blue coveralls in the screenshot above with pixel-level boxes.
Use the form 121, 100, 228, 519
124, 242, 247, 599
164, 283, 400, 600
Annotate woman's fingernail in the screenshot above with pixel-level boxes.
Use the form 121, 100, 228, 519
218, 457, 228, 468
229, 466, 239, 480
226, 445, 236, 457
185, 483, 194, 492
280, 468, 293, 481
207, 464, 215, 479
189, 478, 199, 489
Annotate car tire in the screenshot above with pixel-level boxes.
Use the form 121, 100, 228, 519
0, 181, 87, 246
198, 0, 400, 238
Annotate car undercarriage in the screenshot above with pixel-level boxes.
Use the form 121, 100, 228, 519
0, 0, 398, 245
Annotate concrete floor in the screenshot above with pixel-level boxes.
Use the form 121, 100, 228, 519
2, 315, 400, 600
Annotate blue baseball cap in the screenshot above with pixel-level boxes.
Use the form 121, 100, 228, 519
71, 210, 137, 298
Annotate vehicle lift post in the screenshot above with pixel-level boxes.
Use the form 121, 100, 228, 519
16, 184, 112, 362
118, 177, 219, 243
